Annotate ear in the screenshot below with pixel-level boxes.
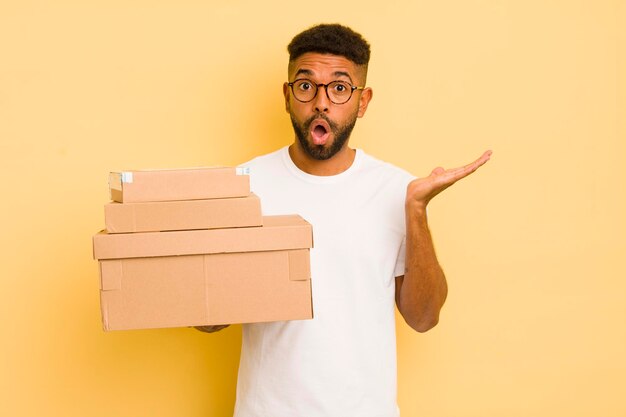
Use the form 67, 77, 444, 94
283, 82, 291, 113
357, 87, 373, 118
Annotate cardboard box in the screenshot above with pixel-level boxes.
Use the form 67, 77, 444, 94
93, 214, 314, 330
109, 167, 250, 203
104, 193, 263, 233
93, 215, 312, 260
99, 249, 312, 330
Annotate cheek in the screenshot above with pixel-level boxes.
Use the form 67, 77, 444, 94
289, 101, 311, 118
349, 103, 364, 120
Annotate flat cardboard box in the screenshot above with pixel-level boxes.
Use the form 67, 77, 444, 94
93, 215, 312, 260
109, 167, 250, 203
104, 193, 263, 233
99, 249, 312, 330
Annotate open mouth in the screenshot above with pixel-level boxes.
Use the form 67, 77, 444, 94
309, 119, 331, 145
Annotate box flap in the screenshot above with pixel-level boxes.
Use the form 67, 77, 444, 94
288, 249, 310, 281
108, 172, 123, 190
100, 292, 111, 331
100, 260, 123, 290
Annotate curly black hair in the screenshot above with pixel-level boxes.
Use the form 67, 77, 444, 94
287, 23, 371, 66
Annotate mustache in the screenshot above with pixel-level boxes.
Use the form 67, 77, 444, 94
304, 114, 337, 131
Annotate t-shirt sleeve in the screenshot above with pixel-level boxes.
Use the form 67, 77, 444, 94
393, 171, 416, 278
394, 236, 406, 277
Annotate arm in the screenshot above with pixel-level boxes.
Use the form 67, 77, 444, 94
396, 151, 492, 333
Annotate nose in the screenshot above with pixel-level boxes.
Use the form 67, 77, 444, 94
313, 85, 330, 113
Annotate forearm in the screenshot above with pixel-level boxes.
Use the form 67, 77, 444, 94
398, 203, 448, 332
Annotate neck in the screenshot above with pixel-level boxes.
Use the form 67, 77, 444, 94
288, 142, 356, 176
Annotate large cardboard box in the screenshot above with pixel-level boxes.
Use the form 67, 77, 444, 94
104, 193, 263, 233
93, 215, 314, 330
109, 167, 250, 203
99, 249, 311, 330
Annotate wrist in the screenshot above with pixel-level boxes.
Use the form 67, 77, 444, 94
405, 199, 428, 216
406, 202, 429, 227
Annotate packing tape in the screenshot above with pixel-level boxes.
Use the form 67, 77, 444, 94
121, 172, 133, 183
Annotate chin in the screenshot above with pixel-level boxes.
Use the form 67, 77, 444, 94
304, 139, 339, 161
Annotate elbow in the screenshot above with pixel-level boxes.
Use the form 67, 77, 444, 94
399, 298, 445, 333
406, 314, 440, 333
397, 285, 447, 333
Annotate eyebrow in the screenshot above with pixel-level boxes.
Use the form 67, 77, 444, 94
294, 69, 314, 78
293, 69, 354, 84
333, 71, 353, 83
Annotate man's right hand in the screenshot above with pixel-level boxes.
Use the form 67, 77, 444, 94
194, 324, 230, 333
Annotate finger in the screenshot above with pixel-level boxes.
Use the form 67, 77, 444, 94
194, 324, 229, 333
444, 150, 492, 181
426, 150, 492, 187
422, 153, 489, 192
456, 150, 492, 173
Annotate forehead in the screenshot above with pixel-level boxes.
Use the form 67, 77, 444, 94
288, 52, 363, 82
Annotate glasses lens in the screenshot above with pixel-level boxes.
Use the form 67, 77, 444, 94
292, 79, 317, 102
327, 81, 352, 104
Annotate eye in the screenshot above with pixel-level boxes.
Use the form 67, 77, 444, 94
297, 80, 313, 91
332, 82, 350, 94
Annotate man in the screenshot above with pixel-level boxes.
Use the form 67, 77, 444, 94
197, 24, 491, 416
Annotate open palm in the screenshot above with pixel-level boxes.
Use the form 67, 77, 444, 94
406, 150, 492, 209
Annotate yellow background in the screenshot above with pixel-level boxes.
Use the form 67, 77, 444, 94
1, 1, 624, 416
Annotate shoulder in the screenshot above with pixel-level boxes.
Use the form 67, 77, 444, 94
356, 150, 416, 186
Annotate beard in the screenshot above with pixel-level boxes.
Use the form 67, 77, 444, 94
290, 113, 357, 161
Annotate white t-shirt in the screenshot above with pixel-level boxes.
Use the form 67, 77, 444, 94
234, 146, 414, 417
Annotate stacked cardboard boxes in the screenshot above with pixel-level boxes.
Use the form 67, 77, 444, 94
92, 167, 313, 331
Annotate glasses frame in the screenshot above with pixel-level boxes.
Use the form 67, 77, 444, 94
287, 78, 365, 105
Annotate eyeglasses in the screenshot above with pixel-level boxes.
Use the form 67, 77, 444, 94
287, 79, 365, 105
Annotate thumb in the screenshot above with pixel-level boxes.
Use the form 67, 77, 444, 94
431, 167, 445, 176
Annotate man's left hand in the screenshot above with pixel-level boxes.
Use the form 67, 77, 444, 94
406, 150, 492, 210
